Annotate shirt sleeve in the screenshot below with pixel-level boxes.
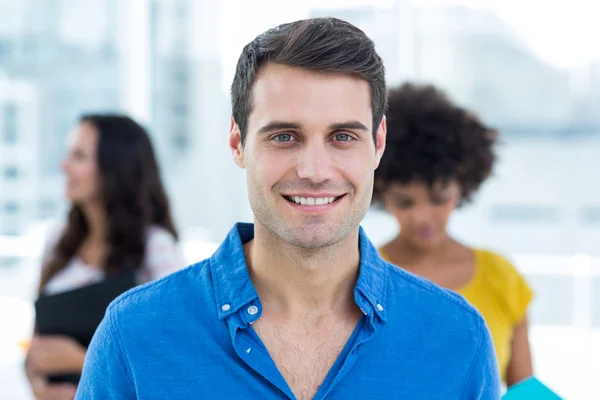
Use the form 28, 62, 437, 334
461, 317, 502, 399
75, 307, 136, 399
143, 227, 185, 281
507, 267, 533, 325
493, 253, 534, 324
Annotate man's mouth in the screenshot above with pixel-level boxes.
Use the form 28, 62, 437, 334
282, 195, 345, 206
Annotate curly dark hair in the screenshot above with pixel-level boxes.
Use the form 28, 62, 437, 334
231, 17, 386, 146
373, 83, 498, 206
39, 114, 178, 292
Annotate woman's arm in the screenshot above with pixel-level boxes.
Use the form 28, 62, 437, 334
25, 225, 84, 399
25, 335, 86, 399
24, 335, 39, 385
505, 315, 534, 387
27, 335, 86, 374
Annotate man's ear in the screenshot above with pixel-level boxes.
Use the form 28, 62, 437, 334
374, 115, 386, 169
229, 117, 245, 169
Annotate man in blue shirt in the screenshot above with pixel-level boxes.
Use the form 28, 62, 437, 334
77, 17, 500, 399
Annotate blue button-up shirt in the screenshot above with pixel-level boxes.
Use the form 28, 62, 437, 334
76, 223, 500, 399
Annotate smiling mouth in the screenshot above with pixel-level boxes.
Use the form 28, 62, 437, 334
283, 195, 345, 206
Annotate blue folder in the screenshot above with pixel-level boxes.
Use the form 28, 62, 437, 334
502, 377, 562, 399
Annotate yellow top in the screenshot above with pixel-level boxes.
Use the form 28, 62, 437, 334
379, 248, 533, 383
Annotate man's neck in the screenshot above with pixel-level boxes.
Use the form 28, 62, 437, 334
244, 223, 361, 318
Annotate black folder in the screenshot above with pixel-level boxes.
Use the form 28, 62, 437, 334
34, 269, 137, 384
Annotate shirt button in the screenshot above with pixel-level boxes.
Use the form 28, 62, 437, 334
247, 305, 259, 315
376, 304, 384, 311
221, 304, 231, 311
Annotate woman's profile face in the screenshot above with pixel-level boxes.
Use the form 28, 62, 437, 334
61, 122, 102, 205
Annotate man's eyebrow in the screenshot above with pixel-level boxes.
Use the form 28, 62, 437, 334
257, 121, 302, 134
328, 121, 369, 131
256, 120, 369, 134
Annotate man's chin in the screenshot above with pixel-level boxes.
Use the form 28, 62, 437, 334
282, 227, 347, 250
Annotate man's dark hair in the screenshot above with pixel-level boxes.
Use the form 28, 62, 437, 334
373, 83, 499, 207
231, 17, 386, 146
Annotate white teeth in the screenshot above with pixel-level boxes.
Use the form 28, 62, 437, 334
289, 196, 337, 205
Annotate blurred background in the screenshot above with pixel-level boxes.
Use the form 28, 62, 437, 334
0, 0, 599, 398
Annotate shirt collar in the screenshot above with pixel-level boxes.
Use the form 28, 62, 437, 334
210, 223, 388, 322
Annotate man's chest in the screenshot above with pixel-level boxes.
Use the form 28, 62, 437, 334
252, 316, 359, 400
129, 326, 468, 400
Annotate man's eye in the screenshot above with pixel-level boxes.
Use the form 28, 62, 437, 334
336, 133, 356, 142
274, 134, 294, 142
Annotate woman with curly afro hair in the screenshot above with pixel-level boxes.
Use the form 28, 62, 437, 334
374, 83, 533, 387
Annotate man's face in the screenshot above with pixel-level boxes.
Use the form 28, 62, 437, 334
230, 63, 386, 249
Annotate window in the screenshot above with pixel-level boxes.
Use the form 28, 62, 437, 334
593, 278, 600, 328
2, 202, 20, 213
2, 104, 18, 144
172, 102, 188, 117
2, 166, 19, 179
39, 199, 58, 218
172, 67, 188, 85
580, 207, 600, 225
172, 132, 188, 150
0, 41, 12, 61
0, 257, 21, 267
527, 275, 574, 326
490, 205, 559, 224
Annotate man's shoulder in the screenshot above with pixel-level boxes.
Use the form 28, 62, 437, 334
384, 262, 485, 329
109, 258, 214, 319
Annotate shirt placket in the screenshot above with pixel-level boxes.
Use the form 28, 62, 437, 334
227, 301, 296, 399
315, 309, 379, 399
